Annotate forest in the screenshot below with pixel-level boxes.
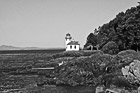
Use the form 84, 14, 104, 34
84, 4, 140, 55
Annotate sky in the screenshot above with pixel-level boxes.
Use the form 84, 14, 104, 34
0, 0, 139, 48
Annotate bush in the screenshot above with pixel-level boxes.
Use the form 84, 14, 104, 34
112, 76, 134, 89
117, 50, 140, 60
117, 50, 137, 56
101, 41, 119, 55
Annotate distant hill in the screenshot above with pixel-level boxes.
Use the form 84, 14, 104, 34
0, 45, 41, 50
22, 47, 41, 50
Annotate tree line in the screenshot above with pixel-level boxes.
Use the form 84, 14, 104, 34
84, 5, 140, 54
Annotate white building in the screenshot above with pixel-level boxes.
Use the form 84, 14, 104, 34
65, 33, 80, 51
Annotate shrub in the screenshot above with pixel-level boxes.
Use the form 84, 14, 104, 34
117, 50, 140, 60
101, 41, 119, 55
117, 50, 137, 56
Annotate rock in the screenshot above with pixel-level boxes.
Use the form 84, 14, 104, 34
138, 86, 140, 93
95, 85, 105, 93
121, 67, 129, 76
121, 60, 140, 81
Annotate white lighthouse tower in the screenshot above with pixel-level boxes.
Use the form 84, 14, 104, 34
65, 33, 72, 47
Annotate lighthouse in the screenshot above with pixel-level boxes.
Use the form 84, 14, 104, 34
65, 33, 80, 51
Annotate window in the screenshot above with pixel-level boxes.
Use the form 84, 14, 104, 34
70, 45, 72, 49
75, 45, 76, 49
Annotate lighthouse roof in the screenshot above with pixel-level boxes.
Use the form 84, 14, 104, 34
65, 33, 72, 39
66, 33, 70, 36
67, 41, 80, 45
65, 36, 72, 39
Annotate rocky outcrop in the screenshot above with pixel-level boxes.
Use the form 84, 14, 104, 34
52, 50, 140, 91
121, 60, 140, 85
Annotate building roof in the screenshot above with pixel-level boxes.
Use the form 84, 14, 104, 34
67, 41, 80, 45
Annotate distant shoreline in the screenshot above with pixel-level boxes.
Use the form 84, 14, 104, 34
0, 49, 65, 54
